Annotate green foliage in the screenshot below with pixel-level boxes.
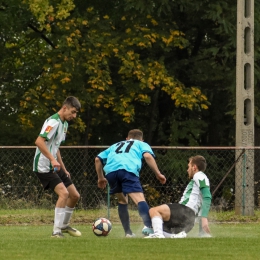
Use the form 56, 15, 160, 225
1, 1, 260, 145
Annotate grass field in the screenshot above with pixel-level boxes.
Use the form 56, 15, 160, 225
0, 209, 260, 260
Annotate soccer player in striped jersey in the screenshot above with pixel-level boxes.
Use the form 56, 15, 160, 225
95, 129, 166, 237
33, 96, 82, 238
145, 155, 211, 238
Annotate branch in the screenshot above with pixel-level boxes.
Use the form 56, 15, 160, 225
27, 23, 56, 49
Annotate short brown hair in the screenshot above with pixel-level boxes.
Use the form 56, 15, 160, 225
189, 155, 207, 172
127, 129, 143, 140
63, 96, 81, 110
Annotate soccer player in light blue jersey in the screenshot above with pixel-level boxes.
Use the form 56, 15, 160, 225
95, 129, 166, 237
145, 155, 212, 238
33, 96, 82, 238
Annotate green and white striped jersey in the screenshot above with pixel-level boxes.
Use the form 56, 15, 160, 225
179, 171, 211, 217
33, 113, 68, 173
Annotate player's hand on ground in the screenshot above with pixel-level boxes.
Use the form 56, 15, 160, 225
201, 217, 210, 234
157, 173, 166, 184
98, 178, 108, 189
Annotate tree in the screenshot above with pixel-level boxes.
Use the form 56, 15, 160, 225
1, 0, 260, 146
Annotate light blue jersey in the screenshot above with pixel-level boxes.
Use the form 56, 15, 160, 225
97, 139, 154, 177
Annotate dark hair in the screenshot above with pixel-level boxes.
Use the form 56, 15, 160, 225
189, 155, 207, 172
127, 129, 143, 140
63, 96, 81, 110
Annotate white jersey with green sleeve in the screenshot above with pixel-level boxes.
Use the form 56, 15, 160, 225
179, 171, 212, 217
33, 113, 68, 173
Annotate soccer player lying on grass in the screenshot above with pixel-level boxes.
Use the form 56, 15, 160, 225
145, 155, 212, 238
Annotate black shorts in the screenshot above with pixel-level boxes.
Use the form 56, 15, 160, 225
34, 169, 73, 191
163, 203, 195, 234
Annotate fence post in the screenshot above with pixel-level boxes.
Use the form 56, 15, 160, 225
107, 184, 110, 219
242, 152, 246, 215
235, 149, 254, 215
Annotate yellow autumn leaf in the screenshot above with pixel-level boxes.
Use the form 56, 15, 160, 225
151, 19, 158, 26
201, 104, 209, 109
60, 77, 71, 83
138, 42, 146, 47
200, 94, 208, 101
170, 30, 181, 36
123, 112, 131, 117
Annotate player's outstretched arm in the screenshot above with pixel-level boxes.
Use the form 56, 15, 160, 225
200, 186, 212, 235
143, 153, 166, 184
201, 217, 210, 234
95, 157, 107, 189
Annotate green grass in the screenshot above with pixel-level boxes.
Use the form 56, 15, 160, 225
0, 223, 260, 260
1, 209, 260, 259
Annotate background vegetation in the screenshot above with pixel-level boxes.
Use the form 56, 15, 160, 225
1, 0, 260, 146
1, 208, 260, 225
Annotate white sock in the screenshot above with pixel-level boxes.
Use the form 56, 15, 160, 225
62, 206, 74, 228
163, 231, 173, 238
53, 207, 65, 233
151, 216, 164, 235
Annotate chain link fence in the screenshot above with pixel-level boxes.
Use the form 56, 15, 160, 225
0, 146, 260, 214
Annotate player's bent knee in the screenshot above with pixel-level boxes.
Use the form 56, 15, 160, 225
74, 192, 80, 201
61, 190, 70, 199
58, 193, 69, 202
70, 191, 80, 202
149, 207, 157, 217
